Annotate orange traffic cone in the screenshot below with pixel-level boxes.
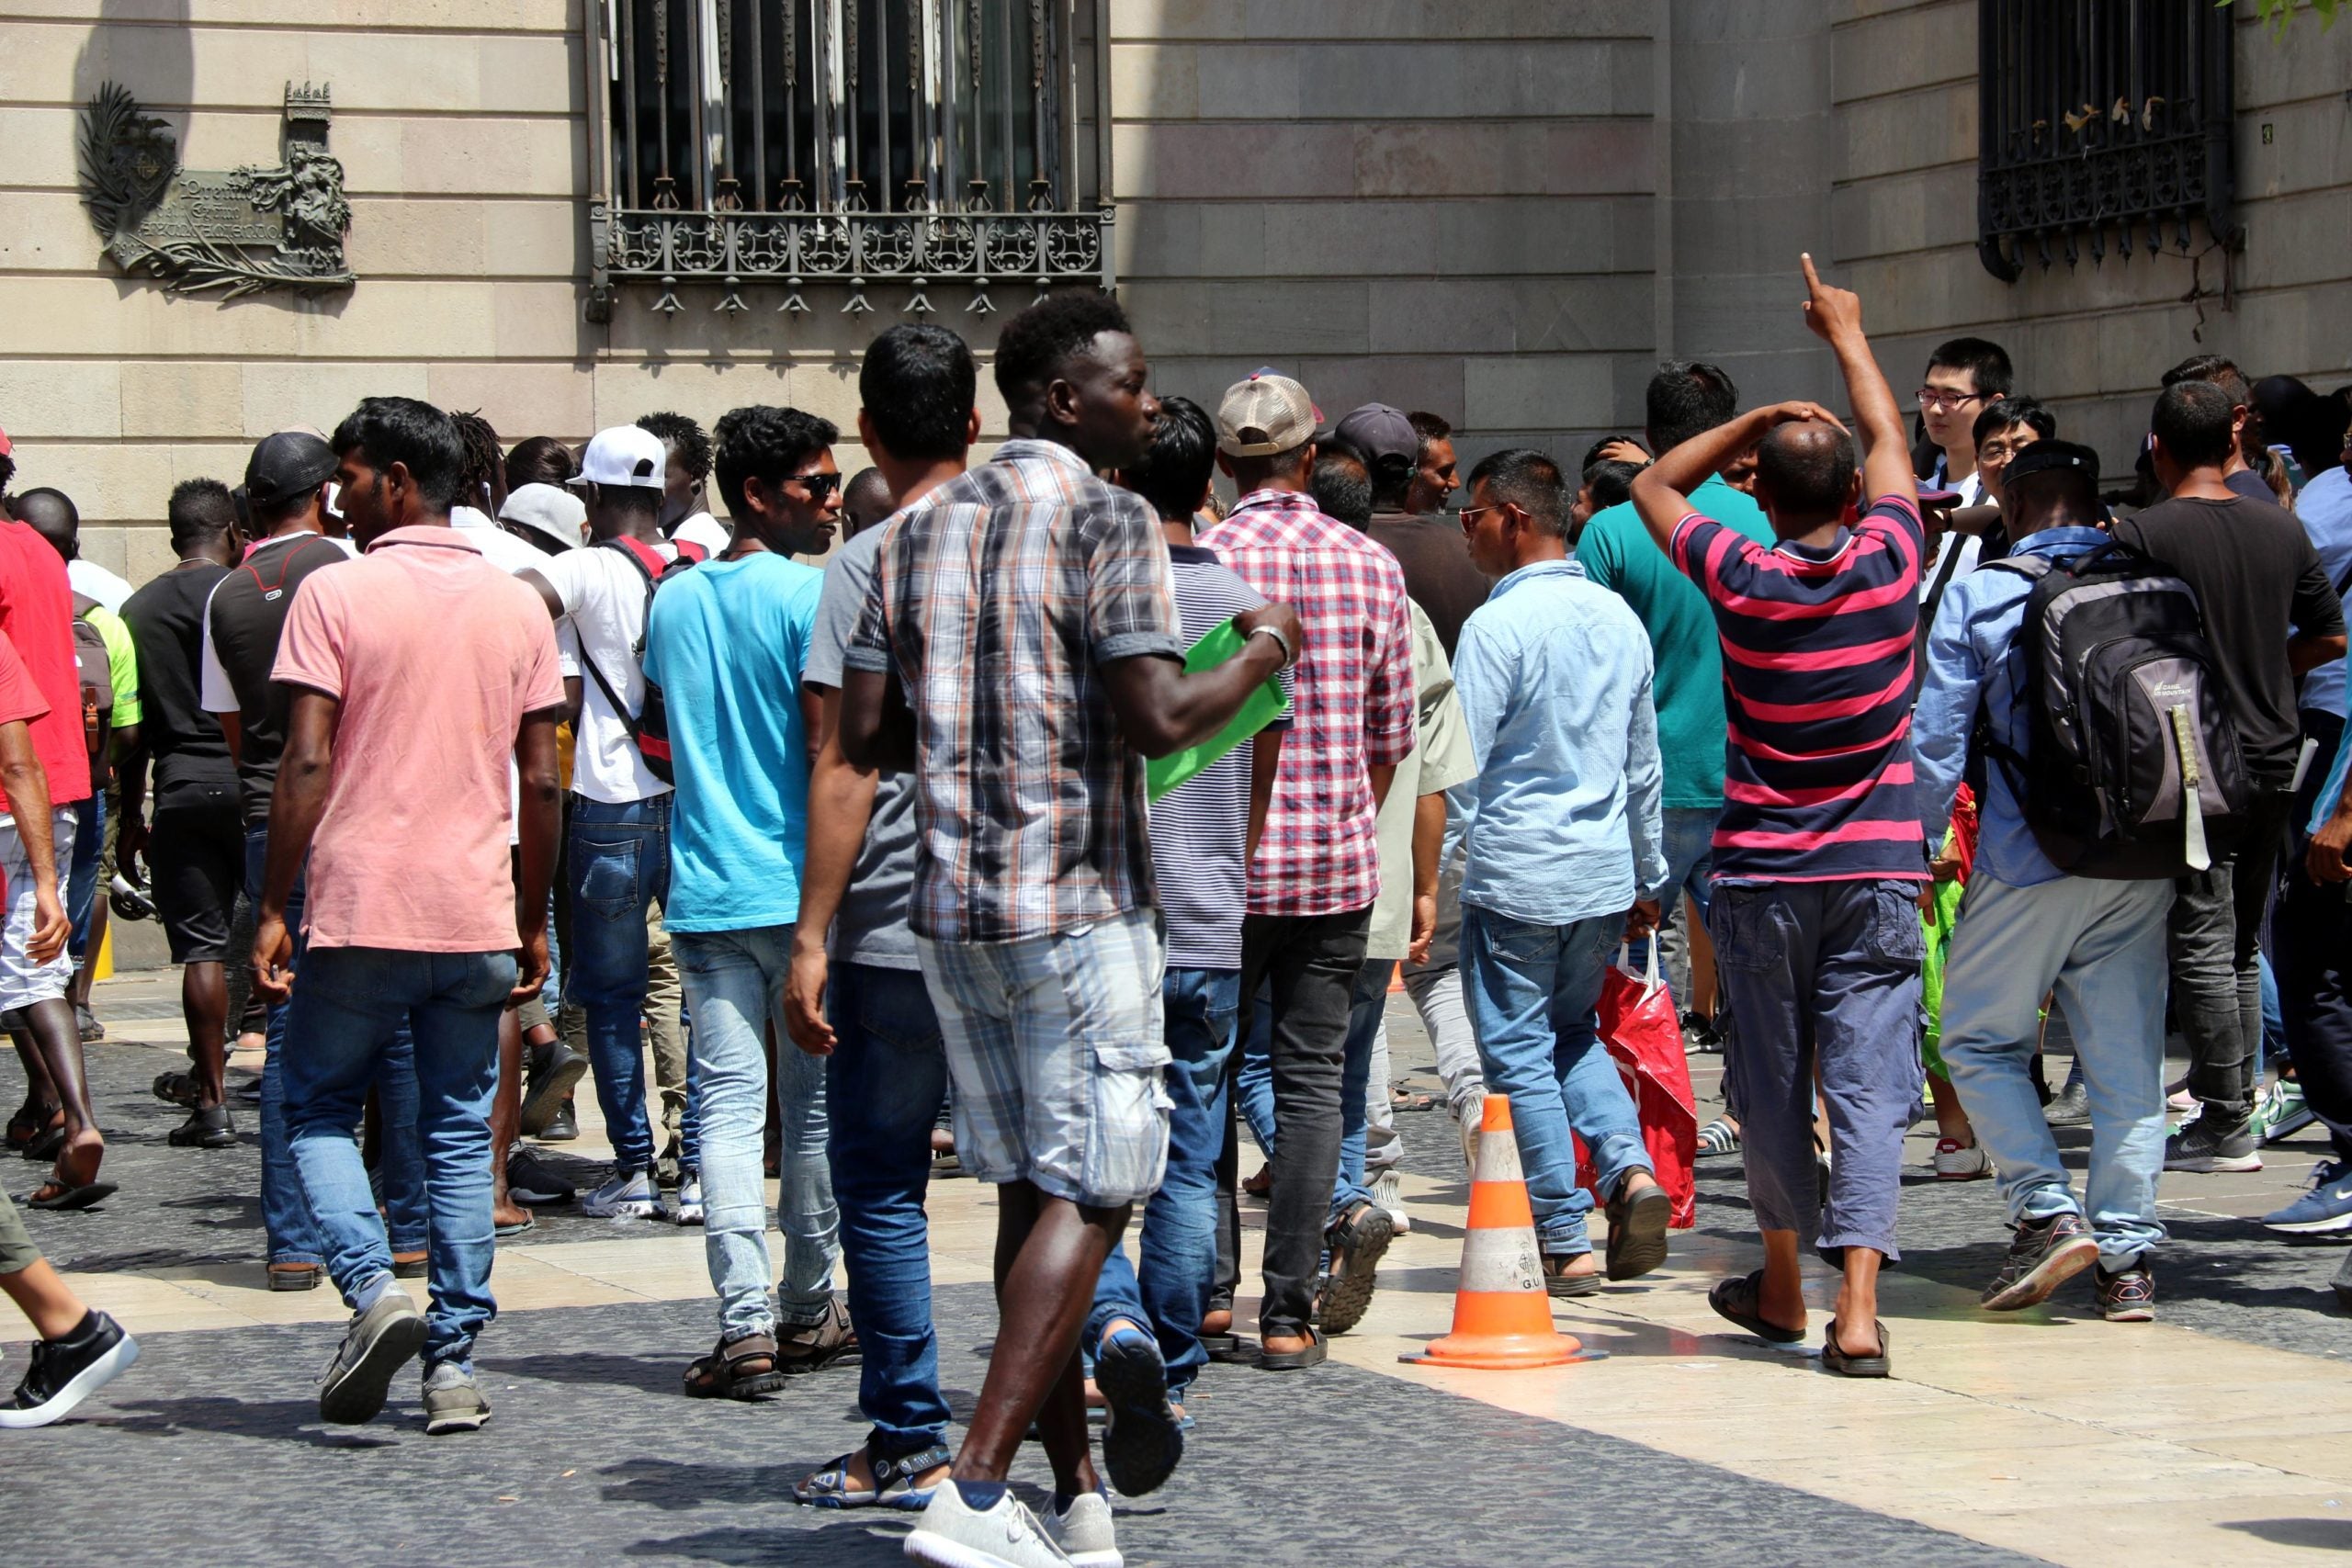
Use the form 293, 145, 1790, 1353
1404, 1094, 1593, 1370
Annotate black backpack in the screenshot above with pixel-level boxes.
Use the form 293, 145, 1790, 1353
1976, 540, 2253, 879
577, 535, 707, 784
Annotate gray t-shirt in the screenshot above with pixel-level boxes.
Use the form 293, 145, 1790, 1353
804, 523, 922, 972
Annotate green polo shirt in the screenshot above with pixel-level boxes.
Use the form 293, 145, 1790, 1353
1574, 474, 1772, 809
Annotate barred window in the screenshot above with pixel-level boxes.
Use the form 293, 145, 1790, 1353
587, 0, 1112, 319
1975, 0, 2241, 280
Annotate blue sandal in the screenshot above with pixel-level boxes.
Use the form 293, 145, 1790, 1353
794, 1441, 953, 1510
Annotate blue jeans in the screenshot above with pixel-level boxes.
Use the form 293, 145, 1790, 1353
1234, 960, 1381, 1228
1941, 873, 2173, 1269
826, 961, 954, 1459
1088, 966, 1241, 1403
282, 945, 516, 1368
672, 925, 837, 1337
1634, 804, 1718, 977
243, 825, 428, 1264
564, 794, 672, 1174
1461, 905, 1650, 1256
66, 789, 103, 964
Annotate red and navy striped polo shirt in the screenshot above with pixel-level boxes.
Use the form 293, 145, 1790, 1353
1672, 494, 1931, 883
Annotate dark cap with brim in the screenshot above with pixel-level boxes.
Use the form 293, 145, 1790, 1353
244, 432, 338, 510
2005, 438, 2101, 489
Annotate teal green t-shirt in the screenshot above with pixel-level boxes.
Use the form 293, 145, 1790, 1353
1575, 475, 1774, 809
641, 552, 826, 932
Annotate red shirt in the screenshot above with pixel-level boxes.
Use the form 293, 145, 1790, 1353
0, 521, 91, 814
0, 635, 51, 729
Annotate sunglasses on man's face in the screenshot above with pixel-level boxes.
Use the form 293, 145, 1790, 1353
791, 472, 842, 502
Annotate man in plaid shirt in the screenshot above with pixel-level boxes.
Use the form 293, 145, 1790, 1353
1200, 372, 1417, 1371
841, 295, 1299, 1568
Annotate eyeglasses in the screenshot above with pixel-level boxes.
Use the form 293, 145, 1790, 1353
1976, 436, 2035, 462
790, 471, 842, 502
1457, 503, 1504, 531
1917, 388, 1988, 412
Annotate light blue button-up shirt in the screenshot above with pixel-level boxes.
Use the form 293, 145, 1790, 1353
1913, 525, 2110, 888
1453, 558, 1667, 925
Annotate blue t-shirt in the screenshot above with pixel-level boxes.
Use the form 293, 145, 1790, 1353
642, 552, 826, 931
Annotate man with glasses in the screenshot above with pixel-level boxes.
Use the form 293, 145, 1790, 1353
520, 425, 704, 1222
1915, 338, 2016, 588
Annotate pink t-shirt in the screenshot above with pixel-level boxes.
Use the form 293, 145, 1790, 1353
272, 525, 565, 952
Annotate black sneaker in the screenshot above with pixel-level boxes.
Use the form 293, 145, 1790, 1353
505, 1145, 576, 1206
2043, 1080, 2090, 1127
2163, 1115, 2261, 1173
2096, 1259, 2155, 1322
539, 1099, 579, 1143
1981, 1212, 2099, 1311
519, 1041, 588, 1137
317, 1289, 428, 1425
1315, 1201, 1396, 1335
0, 1311, 139, 1427
166, 1103, 237, 1149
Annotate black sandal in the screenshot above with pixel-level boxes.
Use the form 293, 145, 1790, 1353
1821, 1318, 1891, 1378
794, 1440, 953, 1511
683, 1331, 785, 1400
1257, 1326, 1327, 1371
1707, 1269, 1806, 1345
153, 1071, 200, 1110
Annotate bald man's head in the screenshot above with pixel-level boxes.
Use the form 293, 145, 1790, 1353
842, 467, 896, 538
1753, 421, 1859, 534
8, 487, 79, 560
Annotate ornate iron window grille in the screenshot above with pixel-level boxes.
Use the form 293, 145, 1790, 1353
585, 0, 1113, 320
1975, 0, 2242, 282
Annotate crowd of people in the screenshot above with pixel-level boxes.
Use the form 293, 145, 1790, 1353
2, 254, 2351, 1568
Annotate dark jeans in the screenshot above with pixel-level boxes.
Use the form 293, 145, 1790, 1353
2273, 847, 2352, 1165
1709, 879, 1925, 1262
1237, 907, 1369, 1337
564, 793, 673, 1174
2169, 786, 2295, 1126
825, 961, 953, 1459
66, 788, 104, 964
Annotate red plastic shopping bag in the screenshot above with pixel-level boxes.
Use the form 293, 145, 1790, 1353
1574, 942, 1701, 1228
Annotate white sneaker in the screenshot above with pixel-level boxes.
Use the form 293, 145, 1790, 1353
581, 1168, 658, 1219
1369, 1168, 1409, 1235
1458, 1088, 1486, 1176
1045, 1490, 1121, 1568
1933, 1137, 1992, 1180
671, 1171, 705, 1225
904, 1483, 1074, 1567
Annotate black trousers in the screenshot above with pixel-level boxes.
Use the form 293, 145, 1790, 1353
2274, 844, 2352, 1164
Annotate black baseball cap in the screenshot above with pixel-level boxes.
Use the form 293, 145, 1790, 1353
243, 431, 338, 510
2003, 438, 2100, 488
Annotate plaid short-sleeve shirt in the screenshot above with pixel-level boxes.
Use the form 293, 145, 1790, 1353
1197, 490, 1416, 916
844, 439, 1187, 943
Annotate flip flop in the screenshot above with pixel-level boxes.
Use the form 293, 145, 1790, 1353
21, 1124, 64, 1164
28, 1179, 118, 1212
494, 1214, 536, 1238
1256, 1327, 1327, 1371
1707, 1269, 1807, 1346
1821, 1318, 1891, 1378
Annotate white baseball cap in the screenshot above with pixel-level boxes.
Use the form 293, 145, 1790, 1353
498, 483, 586, 551
568, 425, 669, 490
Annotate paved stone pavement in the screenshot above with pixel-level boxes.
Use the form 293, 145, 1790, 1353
11, 973, 2352, 1566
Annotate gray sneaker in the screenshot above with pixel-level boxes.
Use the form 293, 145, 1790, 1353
2042, 1079, 2090, 1127
904, 1483, 1073, 1567
318, 1287, 427, 1425
2163, 1115, 2261, 1174
422, 1361, 492, 1435
1045, 1489, 1122, 1568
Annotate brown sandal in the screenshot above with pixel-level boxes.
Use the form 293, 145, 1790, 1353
683, 1331, 785, 1400
775, 1296, 859, 1374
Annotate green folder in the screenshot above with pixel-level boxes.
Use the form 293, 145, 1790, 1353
1146, 617, 1291, 800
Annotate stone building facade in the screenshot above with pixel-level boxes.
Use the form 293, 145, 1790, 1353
1, 0, 2346, 578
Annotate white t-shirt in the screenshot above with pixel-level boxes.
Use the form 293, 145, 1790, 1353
452, 506, 548, 577
533, 538, 676, 803
68, 558, 134, 614
671, 510, 731, 559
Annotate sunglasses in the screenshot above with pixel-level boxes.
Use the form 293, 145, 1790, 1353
789, 471, 842, 502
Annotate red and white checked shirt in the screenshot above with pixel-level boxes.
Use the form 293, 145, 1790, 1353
1198, 489, 1416, 916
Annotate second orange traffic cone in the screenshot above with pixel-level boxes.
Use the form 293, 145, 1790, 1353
1404, 1094, 1592, 1370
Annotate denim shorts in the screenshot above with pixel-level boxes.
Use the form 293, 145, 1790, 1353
915, 908, 1170, 1207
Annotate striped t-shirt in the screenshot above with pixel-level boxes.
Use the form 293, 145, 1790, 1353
1156, 544, 1287, 969
1672, 494, 1930, 883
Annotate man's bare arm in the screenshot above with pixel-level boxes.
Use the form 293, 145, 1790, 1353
0, 719, 68, 962
253, 688, 340, 1000
512, 710, 562, 1003
786, 684, 882, 1055
1633, 401, 1843, 557
1800, 252, 1916, 508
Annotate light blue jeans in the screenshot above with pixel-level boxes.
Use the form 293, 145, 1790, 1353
1939, 872, 2174, 1270
1461, 904, 1650, 1257
281, 945, 514, 1369
672, 924, 838, 1337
